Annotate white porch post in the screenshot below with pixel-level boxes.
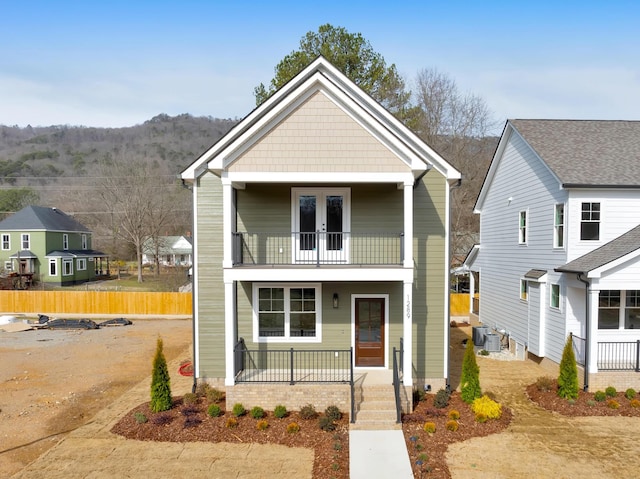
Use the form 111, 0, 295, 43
224, 280, 237, 386
587, 288, 600, 374
403, 281, 413, 387
222, 179, 233, 269
403, 181, 413, 269
468, 272, 475, 314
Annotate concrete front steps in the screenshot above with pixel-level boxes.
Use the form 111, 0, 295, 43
351, 371, 402, 430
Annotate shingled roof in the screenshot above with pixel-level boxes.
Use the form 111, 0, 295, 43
555, 224, 640, 275
0, 206, 91, 232
509, 120, 640, 187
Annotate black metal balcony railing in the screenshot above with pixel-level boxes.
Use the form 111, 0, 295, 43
232, 231, 404, 266
597, 340, 640, 371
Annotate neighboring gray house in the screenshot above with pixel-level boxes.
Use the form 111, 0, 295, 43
142, 235, 192, 267
0, 206, 108, 286
181, 57, 461, 422
466, 119, 640, 390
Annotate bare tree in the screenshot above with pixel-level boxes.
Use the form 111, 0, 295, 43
412, 68, 498, 264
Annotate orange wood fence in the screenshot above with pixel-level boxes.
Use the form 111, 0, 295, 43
450, 293, 470, 316
0, 291, 192, 316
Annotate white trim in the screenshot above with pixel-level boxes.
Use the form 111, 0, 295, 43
403, 282, 413, 386
351, 293, 390, 370
228, 172, 414, 184
77, 258, 87, 271
252, 283, 322, 343
48, 258, 57, 276
1, 233, 10, 251
21, 233, 30, 250
403, 183, 413, 268
224, 281, 236, 386
550, 283, 561, 310
518, 210, 528, 245
192, 180, 200, 379
553, 203, 565, 249
224, 267, 413, 283
222, 181, 233, 268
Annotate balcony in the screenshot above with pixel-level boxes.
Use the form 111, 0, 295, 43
232, 231, 404, 267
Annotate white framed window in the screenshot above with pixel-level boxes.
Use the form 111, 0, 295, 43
4, 261, 12, 271
81, 234, 87, 249
62, 258, 73, 276
253, 283, 321, 342
77, 258, 87, 271
49, 258, 57, 276
63, 234, 69, 250
550, 284, 560, 309
518, 210, 527, 244
581, 202, 600, 240
598, 290, 640, 330
553, 204, 564, 248
21, 233, 30, 250
1, 234, 10, 250
520, 280, 529, 301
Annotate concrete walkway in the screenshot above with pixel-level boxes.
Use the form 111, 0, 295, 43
349, 429, 413, 479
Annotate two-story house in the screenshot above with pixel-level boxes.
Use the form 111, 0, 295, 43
181, 57, 461, 422
465, 119, 640, 390
0, 206, 108, 286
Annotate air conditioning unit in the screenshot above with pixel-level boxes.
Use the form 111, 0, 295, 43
472, 326, 489, 346
484, 333, 501, 352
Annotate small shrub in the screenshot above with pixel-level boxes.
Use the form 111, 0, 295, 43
319, 416, 337, 431
225, 417, 238, 428
286, 422, 300, 434
134, 412, 148, 424
250, 406, 265, 419
535, 376, 555, 392
207, 404, 222, 417
256, 419, 269, 430
471, 395, 502, 420
625, 388, 636, 400
195, 382, 212, 397
423, 422, 436, 433
413, 388, 426, 403
479, 349, 490, 356
274, 404, 288, 419
180, 405, 198, 416
402, 413, 425, 423
594, 390, 606, 402
587, 400, 596, 407
606, 399, 620, 409
424, 407, 446, 418
630, 399, 640, 408
151, 413, 173, 426
333, 441, 342, 451
232, 403, 246, 417
182, 392, 198, 405
605, 386, 617, 398
445, 420, 459, 432
205, 387, 225, 403
475, 413, 487, 423
300, 403, 318, 420
567, 398, 576, 406
183, 416, 202, 428
325, 405, 342, 421
434, 388, 450, 409
448, 409, 460, 420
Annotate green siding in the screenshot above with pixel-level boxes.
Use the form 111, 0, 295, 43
195, 173, 226, 379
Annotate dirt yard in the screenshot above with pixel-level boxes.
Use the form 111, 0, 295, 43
0, 318, 192, 477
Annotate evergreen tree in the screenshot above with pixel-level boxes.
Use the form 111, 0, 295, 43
150, 337, 172, 412
558, 335, 579, 400
461, 339, 482, 404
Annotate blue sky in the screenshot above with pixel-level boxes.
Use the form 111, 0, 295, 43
2, 0, 638, 130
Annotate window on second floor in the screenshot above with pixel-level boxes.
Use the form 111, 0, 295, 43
63, 234, 69, 250
554, 204, 564, 248
1, 234, 9, 250
21, 234, 30, 250
518, 211, 528, 244
81, 234, 87, 249
581, 202, 600, 240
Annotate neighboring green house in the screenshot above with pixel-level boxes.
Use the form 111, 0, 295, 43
181, 57, 460, 424
0, 206, 108, 286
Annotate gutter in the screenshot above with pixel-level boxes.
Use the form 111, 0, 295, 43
576, 273, 590, 391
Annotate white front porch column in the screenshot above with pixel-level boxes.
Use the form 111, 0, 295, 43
403, 281, 413, 387
587, 287, 600, 374
403, 182, 413, 269
469, 272, 475, 314
224, 280, 237, 386
222, 179, 233, 269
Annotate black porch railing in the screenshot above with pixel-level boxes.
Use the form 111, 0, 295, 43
597, 340, 640, 371
232, 231, 404, 266
233, 338, 356, 423
392, 337, 404, 423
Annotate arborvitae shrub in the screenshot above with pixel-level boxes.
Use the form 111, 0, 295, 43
625, 388, 636, 400
250, 406, 265, 419
207, 404, 222, 417
434, 388, 450, 409
423, 422, 436, 433
274, 404, 288, 418
557, 336, 578, 400
300, 404, 318, 419
150, 338, 172, 413
325, 405, 342, 421
232, 403, 246, 417
605, 386, 617, 398
461, 340, 481, 404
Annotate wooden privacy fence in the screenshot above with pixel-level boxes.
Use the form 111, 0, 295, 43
450, 293, 470, 316
0, 291, 192, 316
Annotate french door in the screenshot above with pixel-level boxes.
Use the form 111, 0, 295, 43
293, 188, 349, 264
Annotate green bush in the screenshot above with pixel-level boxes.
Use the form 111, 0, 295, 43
250, 406, 265, 419
206, 388, 225, 403
299, 404, 318, 420
605, 386, 617, 398
150, 338, 172, 413
434, 388, 450, 409
182, 392, 198, 405
461, 340, 481, 404
557, 336, 578, 400
274, 404, 288, 419
625, 388, 636, 400
232, 403, 246, 417
134, 411, 148, 424
535, 376, 555, 392
594, 390, 606, 402
318, 415, 337, 431
207, 404, 222, 417
325, 405, 342, 421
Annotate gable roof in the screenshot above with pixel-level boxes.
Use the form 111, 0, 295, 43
181, 56, 460, 182
510, 120, 640, 187
555, 224, 640, 276
0, 206, 91, 233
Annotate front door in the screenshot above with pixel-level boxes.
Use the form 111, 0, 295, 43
293, 188, 349, 264
355, 298, 385, 367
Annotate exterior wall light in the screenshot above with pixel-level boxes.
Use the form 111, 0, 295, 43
333, 293, 339, 308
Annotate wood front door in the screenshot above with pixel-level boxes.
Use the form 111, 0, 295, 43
355, 298, 385, 367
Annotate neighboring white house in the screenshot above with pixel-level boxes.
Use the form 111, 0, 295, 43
142, 235, 192, 267
465, 119, 640, 391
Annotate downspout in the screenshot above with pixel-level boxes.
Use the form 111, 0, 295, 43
577, 273, 590, 391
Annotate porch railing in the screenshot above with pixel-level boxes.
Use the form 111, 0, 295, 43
597, 340, 640, 371
232, 231, 404, 266
233, 339, 356, 422
392, 337, 404, 423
